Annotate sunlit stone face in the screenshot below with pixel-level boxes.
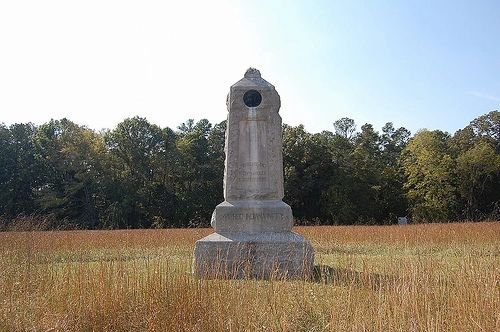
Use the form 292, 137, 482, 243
224, 81, 283, 201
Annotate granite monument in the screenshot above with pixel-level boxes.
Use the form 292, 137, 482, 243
193, 68, 314, 279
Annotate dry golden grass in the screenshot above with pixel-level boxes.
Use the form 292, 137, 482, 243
0, 222, 498, 331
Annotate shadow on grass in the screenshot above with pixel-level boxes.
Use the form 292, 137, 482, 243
312, 264, 397, 290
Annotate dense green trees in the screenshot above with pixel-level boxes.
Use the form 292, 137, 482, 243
1, 111, 499, 229
400, 130, 458, 221
0, 123, 39, 217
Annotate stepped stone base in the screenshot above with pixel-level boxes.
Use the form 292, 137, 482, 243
193, 232, 314, 279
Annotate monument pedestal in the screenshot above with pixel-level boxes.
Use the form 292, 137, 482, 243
194, 231, 314, 279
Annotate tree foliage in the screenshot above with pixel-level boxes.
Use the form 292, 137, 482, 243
1, 111, 498, 229
400, 130, 458, 221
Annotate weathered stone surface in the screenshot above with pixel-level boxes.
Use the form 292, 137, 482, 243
224, 69, 283, 201
194, 232, 314, 279
193, 68, 314, 279
211, 200, 293, 234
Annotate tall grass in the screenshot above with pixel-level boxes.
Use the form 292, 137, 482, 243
0, 222, 498, 331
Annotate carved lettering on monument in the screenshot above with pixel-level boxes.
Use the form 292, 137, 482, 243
220, 213, 287, 221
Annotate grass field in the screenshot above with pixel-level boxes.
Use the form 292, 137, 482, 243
0, 222, 498, 331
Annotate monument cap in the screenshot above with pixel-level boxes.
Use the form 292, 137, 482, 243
232, 68, 275, 90
244, 67, 261, 79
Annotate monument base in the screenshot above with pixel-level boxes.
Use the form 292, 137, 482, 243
211, 200, 293, 234
193, 232, 314, 279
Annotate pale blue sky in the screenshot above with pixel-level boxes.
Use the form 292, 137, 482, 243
1, 0, 499, 135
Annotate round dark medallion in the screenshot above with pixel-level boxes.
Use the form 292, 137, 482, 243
243, 90, 262, 107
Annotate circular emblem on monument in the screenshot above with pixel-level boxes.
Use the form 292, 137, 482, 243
243, 90, 262, 107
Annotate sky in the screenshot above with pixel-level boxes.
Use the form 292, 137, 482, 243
0, 0, 499, 135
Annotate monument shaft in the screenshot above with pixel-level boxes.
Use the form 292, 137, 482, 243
193, 68, 314, 279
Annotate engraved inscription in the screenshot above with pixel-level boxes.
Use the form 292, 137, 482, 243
221, 213, 244, 221
220, 213, 286, 221
239, 170, 265, 177
236, 116, 270, 191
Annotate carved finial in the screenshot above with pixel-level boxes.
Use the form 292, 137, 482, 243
244, 67, 261, 78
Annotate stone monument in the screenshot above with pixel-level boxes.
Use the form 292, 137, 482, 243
193, 68, 314, 279
398, 216, 408, 225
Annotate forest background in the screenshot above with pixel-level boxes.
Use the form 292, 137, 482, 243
1, 110, 498, 230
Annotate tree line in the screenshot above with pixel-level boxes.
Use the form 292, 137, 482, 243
1, 111, 499, 229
